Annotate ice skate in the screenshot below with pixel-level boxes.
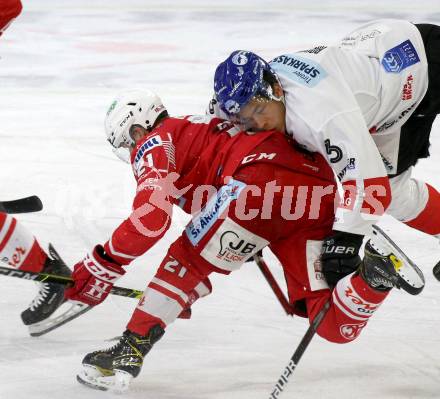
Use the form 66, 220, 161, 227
77, 325, 165, 392
21, 244, 91, 336
361, 226, 425, 294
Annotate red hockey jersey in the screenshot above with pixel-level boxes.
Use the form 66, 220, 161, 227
0, 0, 22, 36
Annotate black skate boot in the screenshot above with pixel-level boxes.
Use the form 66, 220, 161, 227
359, 239, 402, 291
77, 325, 165, 392
366, 225, 425, 295
21, 244, 72, 326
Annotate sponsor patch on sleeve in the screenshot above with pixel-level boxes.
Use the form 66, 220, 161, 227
270, 54, 327, 87
306, 240, 329, 291
381, 40, 420, 73
132, 135, 163, 177
185, 179, 246, 245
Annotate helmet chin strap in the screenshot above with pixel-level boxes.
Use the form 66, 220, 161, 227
261, 81, 285, 104
271, 92, 285, 104
270, 75, 285, 104
253, 88, 285, 105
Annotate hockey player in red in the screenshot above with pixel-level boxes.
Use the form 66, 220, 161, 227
212, 20, 440, 288
67, 90, 422, 392
0, 0, 22, 37
0, 0, 76, 336
0, 211, 72, 334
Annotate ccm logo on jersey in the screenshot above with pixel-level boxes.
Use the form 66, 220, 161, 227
200, 218, 268, 271
241, 152, 276, 164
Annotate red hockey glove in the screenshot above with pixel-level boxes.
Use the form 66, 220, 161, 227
65, 245, 125, 306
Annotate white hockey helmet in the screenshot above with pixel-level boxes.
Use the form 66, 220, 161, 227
105, 89, 167, 162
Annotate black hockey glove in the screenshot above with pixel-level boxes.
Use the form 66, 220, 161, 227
321, 231, 364, 287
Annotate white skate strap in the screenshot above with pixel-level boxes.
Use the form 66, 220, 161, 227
371, 225, 425, 295
28, 300, 91, 337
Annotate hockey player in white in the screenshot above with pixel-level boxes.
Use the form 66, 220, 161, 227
212, 19, 440, 287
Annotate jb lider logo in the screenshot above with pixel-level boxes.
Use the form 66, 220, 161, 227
217, 231, 256, 263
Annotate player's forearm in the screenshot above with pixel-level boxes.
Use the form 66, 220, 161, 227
104, 209, 172, 265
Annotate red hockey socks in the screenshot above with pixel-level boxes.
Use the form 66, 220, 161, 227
0, 212, 47, 271
321, 272, 390, 342
405, 184, 440, 235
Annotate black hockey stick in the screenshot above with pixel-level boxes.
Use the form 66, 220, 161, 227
432, 261, 440, 282
253, 253, 295, 316
0, 195, 43, 214
266, 225, 424, 398
268, 300, 331, 398
0, 265, 143, 299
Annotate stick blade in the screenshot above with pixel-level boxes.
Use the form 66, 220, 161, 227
0, 196, 43, 214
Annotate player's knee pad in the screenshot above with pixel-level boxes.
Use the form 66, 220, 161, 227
128, 253, 209, 333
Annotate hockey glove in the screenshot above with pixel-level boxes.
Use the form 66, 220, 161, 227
65, 245, 125, 306
321, 230, 363, 287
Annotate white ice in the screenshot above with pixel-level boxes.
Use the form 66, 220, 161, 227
1, 1, 440, 398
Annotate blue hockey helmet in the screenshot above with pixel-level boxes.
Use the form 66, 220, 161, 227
214, 50, 279, 116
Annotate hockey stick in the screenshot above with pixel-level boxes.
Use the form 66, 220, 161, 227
266, 225, 424, 398
253, 253, 295, 316
432, 261, 440, 282
268, 300, 331, 399
255, 225, 424, 318
0, 195, 43, 214
0, 265, 143, 299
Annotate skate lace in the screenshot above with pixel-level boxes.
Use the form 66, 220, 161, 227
95, 336, 126, 355
28, 283, 50, 312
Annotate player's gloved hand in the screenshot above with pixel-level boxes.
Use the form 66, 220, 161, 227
321, 231, 363, 287
65, 245, 125, 306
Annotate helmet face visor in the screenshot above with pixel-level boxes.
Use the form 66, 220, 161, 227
106, 126, 134, 163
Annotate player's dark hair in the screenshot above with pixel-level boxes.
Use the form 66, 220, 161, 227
263, 69, 278, 87
256, 69, 279, 100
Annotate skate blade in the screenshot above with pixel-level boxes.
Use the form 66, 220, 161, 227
372, 225, 425, 295
28, 301, 92, 337
77, 367, 133, 393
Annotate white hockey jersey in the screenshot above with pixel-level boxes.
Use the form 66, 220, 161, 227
268, 19, 428, 235
209, 19, 429, 236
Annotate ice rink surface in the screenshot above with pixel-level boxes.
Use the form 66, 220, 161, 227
1, 1, 440, 398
